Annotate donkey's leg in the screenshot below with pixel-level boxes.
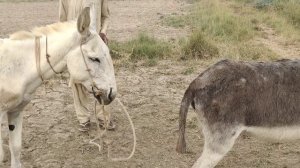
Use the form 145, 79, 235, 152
192, 124, 244, 168
0, 112, 4, 162
7, 111, 23, 168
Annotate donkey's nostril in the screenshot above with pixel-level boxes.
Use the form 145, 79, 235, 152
108, 88, 113, 101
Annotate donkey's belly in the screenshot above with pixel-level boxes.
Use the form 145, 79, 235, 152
246, 126, 300, 142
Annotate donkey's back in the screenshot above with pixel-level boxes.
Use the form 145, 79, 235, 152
177, 59, 300, 168
194, 59, 300, 127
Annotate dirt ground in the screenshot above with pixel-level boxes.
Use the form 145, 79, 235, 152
0, 0, 300, 168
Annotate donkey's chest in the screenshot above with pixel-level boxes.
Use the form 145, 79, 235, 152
0, 88, 22, 111
246, 126, 300, 142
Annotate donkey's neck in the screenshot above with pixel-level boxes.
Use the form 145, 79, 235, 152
38, 30, 79, 79
26, 25, 80, 94
0, 22, 81, 97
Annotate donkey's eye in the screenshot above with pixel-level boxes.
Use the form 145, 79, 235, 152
89, 57, 101, 63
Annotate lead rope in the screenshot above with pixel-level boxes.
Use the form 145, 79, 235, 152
35, 36, 136, 160
89, 98, 137, 161
108, 98, 137, 161
78, 40, 136, 160
79, 39, 136, 160
89, 99, 106, 152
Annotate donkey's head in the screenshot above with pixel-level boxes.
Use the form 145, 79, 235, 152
66, 7, 117, 105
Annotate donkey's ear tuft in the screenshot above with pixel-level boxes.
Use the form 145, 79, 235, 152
77, 7, 91, 36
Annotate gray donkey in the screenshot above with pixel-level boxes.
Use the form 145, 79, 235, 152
176, 59, 300, 168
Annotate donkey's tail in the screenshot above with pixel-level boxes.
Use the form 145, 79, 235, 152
176, 87, 194, 153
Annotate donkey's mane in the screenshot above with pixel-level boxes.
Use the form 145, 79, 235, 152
9, 21, 75, 40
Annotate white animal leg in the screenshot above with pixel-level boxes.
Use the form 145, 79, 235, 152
192, 125, 244, 168
7, 111, 23, 168
0, 112, 4, 163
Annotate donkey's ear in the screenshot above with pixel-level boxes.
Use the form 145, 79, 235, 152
77, 7, 91, 36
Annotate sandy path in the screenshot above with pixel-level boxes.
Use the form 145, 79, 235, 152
255, 25, 300, 59
0, 0, 189, 41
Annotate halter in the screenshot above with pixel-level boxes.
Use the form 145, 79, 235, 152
35, 36, 62, 82
79, 39, 102, 98
34, 35, 136, 161
35, 36, 100, 98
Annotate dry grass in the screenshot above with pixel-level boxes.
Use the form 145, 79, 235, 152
181, 31, 219, 60
238, 43, 278, 60
109, 33, 172, 66
163, 0, 300, 61
235, 0, 300, 42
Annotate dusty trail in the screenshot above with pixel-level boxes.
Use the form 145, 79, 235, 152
255, 25, 300, 59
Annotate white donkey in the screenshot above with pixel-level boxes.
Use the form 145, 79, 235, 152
0, 7, 117, 168
176, 59, 300, 168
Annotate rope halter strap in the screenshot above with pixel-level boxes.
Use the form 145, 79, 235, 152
34, 36, 63, 82
35, 36, 44, 81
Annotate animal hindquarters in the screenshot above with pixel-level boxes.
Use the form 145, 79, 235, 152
178, 59, 300, 167
193, 105, 245, 168
176, 88, 194, 153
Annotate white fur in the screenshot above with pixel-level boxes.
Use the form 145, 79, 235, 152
192, 103, 300, 168
192, 118, 300, 168
246, 126, 300, 142
0, 9, 116, 168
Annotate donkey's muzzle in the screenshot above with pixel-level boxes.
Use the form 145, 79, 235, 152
93, 87, 116, 105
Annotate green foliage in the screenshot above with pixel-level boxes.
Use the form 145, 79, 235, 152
178, 0, 299, 61
182, 67, 195, 75
255, 0, 275, 9
129, 34, 171, 60
143, 59, 158, 67
238, 43, 278, 60
109, 33, 172, 61
163, 16, 186, 28
274, 0, 300, 28
238, 0, 300, 28
188, 0, 256, 42
182, 31, 219, 59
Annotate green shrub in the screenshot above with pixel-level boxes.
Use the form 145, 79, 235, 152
182, 67, 195, 75
255, 0, 275, 9
238, 43, 278, 60
275, 0, 300, 28
109, 33, 172, 61
188, 0, 256, 42
163, 16, 186, 28
250, 0, 300, 28
182, 31, 219, 59
130, 34, 171, 60
143, 59, 158, 67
